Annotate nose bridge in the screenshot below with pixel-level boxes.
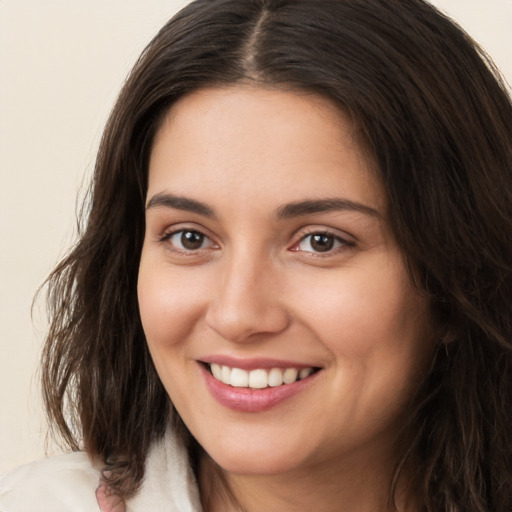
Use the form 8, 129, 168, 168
206, 244, 288, 343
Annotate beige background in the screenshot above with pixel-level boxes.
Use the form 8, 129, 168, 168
1, 0, 511, 473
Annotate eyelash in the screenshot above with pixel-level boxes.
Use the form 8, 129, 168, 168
158, 227, 353, 257
159, 228, 217, 256
290, 229, 354, 256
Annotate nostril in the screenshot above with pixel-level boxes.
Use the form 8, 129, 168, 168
205, 298, 290, 344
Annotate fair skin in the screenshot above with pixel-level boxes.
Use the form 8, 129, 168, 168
138, 86, 434, 511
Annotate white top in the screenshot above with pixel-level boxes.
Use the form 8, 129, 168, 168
0, 430, 202, 512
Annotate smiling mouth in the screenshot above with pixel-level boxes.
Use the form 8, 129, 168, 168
204, 363, 321, 389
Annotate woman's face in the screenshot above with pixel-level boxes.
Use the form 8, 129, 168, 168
138, 86, 434, 477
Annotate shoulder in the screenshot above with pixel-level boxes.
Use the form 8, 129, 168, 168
0, 451, 101, 512
0, 430, 201, 512
125, 429, 202, 512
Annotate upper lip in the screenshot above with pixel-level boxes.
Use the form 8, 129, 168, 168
199, 355, 321, 371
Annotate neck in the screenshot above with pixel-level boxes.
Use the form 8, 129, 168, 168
198, 449, 418, 512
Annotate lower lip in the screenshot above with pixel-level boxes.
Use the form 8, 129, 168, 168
199, 364, 320, 413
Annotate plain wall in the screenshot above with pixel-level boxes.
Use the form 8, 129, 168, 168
1, 0, 511, 473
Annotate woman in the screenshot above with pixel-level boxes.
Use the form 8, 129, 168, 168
1, 0, 511, 510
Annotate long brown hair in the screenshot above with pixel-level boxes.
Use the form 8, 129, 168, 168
41, 0, 512, 509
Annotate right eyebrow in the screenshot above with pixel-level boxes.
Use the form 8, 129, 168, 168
275, 198, 381, 220
145, 192, 217, 219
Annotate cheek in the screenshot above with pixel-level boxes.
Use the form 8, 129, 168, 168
137, 258, 209, 408
311, 270, 432, 434
291, 256, 432, 369
137, 258, 207, 348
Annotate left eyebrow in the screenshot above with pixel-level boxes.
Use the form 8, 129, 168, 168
275, 198, 381, 219
146, 192, 216, 218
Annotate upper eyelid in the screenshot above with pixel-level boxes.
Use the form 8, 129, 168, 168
162, 227, 210, 239
159, 222, 215, 240
292, 225, 355, 244
293, 233, 351, 249
156, 223, 355, 248
162, 228, 214, 243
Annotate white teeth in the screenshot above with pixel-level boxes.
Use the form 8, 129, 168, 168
283, 368, 298, 384
209, 364, 315, 389
211, 363, 222, 380
221, 365, 231, 385
299, 367, 313, 380
249, 369, 268, 389
268, 368, 284, 387
230, 368, 249, 387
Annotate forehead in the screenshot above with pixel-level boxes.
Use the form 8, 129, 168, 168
148, 86, 385, 214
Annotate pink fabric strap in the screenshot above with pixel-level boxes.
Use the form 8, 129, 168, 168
95, 482, 126, 512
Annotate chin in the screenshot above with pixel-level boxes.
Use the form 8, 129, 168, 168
202, 437, 310, 476
214, 455, 303, 477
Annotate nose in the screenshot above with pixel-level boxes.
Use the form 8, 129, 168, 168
205, 251, 290, 343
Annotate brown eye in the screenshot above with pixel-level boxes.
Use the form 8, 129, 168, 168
166, 229, 214, 252
295, 232, 346, 254
181, 230, 205, 250
310, 234, 334, 252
